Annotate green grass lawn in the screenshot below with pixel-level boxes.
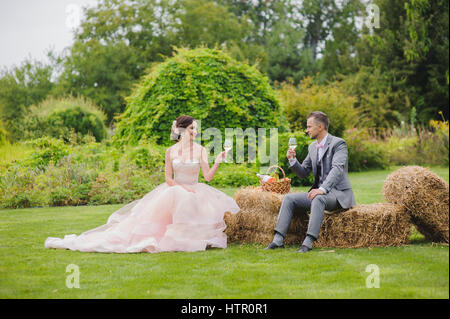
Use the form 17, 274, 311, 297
0, 166, 448, 298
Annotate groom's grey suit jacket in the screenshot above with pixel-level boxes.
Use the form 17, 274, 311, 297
290, 134, 356, 209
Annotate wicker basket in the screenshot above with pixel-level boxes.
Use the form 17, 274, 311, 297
259, 165, 291, 194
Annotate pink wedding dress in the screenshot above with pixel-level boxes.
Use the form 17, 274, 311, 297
45, 157, 240, 253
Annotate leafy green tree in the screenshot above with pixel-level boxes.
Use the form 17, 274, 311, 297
56, 0, 259, 125
218, 0, 362, 83
112, 47, 287, 146
351, 0, 449, 124
0, 58, 54, 141
278, 77, 359, 137
403, 0, 449, 120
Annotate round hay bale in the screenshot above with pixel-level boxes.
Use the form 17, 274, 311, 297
224, 207, 308, 245
315, 203, 410, 248
382, 166, 449, 243
234, 186, 285, 216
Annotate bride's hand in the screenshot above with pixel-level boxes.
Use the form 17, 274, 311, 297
214, 151, 227, 164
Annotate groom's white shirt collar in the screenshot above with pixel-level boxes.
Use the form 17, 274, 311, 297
288, 133, 329, 166
317, 133, 329, 147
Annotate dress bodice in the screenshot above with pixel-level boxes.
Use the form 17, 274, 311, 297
172, 158, 200, 185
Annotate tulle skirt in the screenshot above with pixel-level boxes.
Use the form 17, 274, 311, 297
44, 182, 240, 253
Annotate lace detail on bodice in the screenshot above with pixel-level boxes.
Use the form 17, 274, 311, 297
172, 158, 200, 185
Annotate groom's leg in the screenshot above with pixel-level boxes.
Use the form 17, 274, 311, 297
303, 193, 340, 247
273, 192, 311, 239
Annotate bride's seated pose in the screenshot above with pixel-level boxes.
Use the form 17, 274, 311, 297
45, 115, 240, 253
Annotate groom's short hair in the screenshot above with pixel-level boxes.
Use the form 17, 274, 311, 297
307, 111, 329, 131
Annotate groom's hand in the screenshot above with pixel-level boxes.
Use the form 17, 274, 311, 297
286, 148, 296, 159
308, 188, 324, 201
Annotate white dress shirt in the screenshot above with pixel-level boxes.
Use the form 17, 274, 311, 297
289, 134, 329, 194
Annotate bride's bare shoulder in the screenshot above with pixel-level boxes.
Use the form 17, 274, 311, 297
194, 143, 207, 152
165, 144, 177, 155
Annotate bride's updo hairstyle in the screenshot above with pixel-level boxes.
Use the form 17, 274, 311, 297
170, 115, 195, 142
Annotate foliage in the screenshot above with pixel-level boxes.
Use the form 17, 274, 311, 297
55, 0, 261, 125
21, 137, 70, 169
336, 66, 412, 131
380, 115, 449, 166
204, 163, 260, 188
351, 0, 449, 124
344, 128, 389, 172
277, 77, 359, 137
24, 96, 107, 142
0, 121, 8, 146
112, 47, 287, 146
0, 136, 167, 208
0, 58, 54, 142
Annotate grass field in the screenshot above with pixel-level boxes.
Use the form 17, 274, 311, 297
0, 166, 448, 298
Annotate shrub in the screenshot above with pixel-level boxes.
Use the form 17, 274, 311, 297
205, 163, 260, 188
22, 137, 69, 169
112, 47, 288, 146
381, 116, 449, 166
0, 136, 167, 208
423, 118, 449, 166
344, 128, 388, 172
24, 96, 107, 142
277, 77, 359, 138
0, 120, 8, 145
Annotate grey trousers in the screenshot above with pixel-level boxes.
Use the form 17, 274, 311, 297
274, 192, 340, 240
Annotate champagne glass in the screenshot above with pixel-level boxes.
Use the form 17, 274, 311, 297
288, 137, 297, 159
223, 139, 233, 163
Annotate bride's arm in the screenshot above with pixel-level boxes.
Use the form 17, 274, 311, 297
165, 148, 176, 186
200, 146, 225, 182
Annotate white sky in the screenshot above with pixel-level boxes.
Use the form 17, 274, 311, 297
0, 0, 100, 70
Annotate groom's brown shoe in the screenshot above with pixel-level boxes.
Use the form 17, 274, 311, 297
264, 242, 284, 250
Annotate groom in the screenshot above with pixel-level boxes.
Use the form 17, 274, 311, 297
265, 111, 355, 253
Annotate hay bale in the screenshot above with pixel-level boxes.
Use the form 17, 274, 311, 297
226, 187, 411, 248
234, 186, 285, 216
229, 186, 307, 245
382, 166, 449, 243
224, 207, 308, 245
315, 204, 411, 248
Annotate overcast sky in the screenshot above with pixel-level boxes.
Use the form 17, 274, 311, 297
0, 0, 100, 70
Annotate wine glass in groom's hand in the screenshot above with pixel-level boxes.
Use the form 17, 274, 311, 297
287, 137, 297, 159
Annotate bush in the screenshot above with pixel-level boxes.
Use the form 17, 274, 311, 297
277, 77, 359, 138
22, 137, 69, 169
205, 163, 260, 188
24, 96, 107, 142
112, 47, 288, 146
380, 117, 449, 166
344, 128, 389, 172
0, 136, 166, 208
0, 121, 8, 145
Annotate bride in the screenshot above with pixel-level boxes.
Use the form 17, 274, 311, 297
45, 115, 240, 253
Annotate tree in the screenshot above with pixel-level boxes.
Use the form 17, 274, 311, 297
351, 0, 449, 124
112, 47, 287, 146
0, 58, 54, 141
56, 0, 257, 125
